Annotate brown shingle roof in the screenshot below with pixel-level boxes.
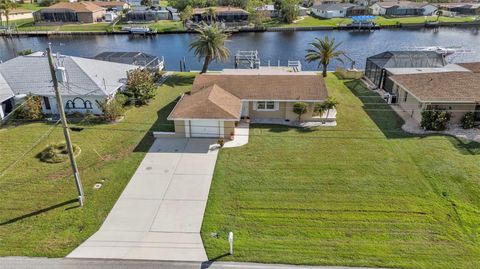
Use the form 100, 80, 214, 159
43, 2, 104, 13
191, 74, 328, 101
390, 72, 480, 103
169, 84, 242, 120
458, 62, 480, 73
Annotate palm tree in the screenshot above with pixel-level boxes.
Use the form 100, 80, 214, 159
305, 36, 344, 77
205, 7, 217, 24
180, 5, 193, 28
0, 0, 15, 27
315, 97, 338, 123
189, 22, 230, 74
436, 10, 443, 22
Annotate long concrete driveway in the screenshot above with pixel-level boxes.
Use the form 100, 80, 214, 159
68, 138, 219, 261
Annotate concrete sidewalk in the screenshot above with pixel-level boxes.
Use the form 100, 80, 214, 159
68, 138, 219, 261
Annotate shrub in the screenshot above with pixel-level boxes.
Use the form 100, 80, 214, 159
461, 112, 475, 129
123, 69, 156, 106
421, 109, 451, 131
293, 102, 308, 121
96, 95, 125, 123
17, 49, 33, 56
39, 142, 81, 163
12, 94, 44, 120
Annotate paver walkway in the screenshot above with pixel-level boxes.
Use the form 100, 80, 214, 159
68, 138, 219, 261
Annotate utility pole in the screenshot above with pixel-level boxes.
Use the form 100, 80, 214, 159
47, 46, 85, 206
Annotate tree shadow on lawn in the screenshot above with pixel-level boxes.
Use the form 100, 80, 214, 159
344, 79, 480, 154
162, 73, 196, 88
0, 198, 78, 226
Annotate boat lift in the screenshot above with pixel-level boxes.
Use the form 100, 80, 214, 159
234, 50, 260, 69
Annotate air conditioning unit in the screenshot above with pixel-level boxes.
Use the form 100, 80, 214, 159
384, 93, 397, 104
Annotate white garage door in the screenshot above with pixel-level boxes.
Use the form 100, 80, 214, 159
190, 120, 221, 138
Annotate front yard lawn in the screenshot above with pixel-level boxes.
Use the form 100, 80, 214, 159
0, 73, 194, 257
201, 75, 480, 268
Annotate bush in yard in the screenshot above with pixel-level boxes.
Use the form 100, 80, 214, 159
421, 109, 451, 131
39, 142, 81, 163
12, 94, 44, 120
461, 112, 475, 129
293, 102, 308, 121
123, 69, 156, 106
96, 96, 125, 123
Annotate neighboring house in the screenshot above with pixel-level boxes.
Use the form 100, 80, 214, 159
256, 5, 280, 18
33, 2, 106, 24
311, 3, 368, 18
94, 51, 165, 72
0, 8, 33, 21
125, 0, 142, 6
365, 51, 447, 91
166, 7, 180, 20
370, 1, 437, 16
438, 3, 480, 16
0, 75, 14, 120
126, 6, 170, 21
167, 70, 332, 138
0, 54, 137, 116
192, 7, 249, 26
303, 0, 341, 7
92, 1, 130, 11
387, 62, 480, 124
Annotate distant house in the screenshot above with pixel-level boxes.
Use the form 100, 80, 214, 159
125, 0, 142, 6
386, 62, 480, 124
33, 2, 106, 24
311, 3, 368, 18
192, 7, 249, 26
370, 1, 437, 16
364, 51, 447, 91
94, 51, 165, 72
126, 6, 171, 21
168, 69, 334, 138
256, 5, 280, 18
0, 8, 33, 21
438, 3, 480, 16
166, 7, 180, 20
0, 54, 137, 117
92, 1, 129, 11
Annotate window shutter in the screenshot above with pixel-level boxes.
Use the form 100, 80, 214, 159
274, 102, 279, 111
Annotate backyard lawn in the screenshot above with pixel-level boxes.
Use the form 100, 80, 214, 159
201, 75, 480, 268
18, 22, 112, 32
0, 73, 194, 257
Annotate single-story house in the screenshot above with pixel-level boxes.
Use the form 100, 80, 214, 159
0, 53, 137, 118
311, 3, 368, 18
33, 2, 106, 24
92, 1, 129, 11
192, 7, 249, 26
303, 0, 341, 7
166, 7, 180, 20
0, 75, 14, 120
256, 5, 280, 18
0, 8, 33, 21
438, 3, 480, 16
387, 62, 480, 124
167, 70, 332, 138
370, 1, 437, 16
365, 51, 447, 91
126, 6, 170, 21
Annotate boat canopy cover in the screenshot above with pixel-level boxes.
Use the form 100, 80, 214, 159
351, 15, 375, 22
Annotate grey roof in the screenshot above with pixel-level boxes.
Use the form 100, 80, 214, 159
312, 3, 355, 11
0, 55, 137, 97
94, 51, 158, 67
367, 51, 447, 69
0, 72, 13, 103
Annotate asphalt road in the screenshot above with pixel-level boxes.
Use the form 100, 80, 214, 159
0, 257, 386, 269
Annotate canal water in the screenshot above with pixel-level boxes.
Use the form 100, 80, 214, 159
1, 27, 479, 71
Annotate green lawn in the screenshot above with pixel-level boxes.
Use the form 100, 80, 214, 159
17, 3, 44, 11
116, 20, 185, 32
265, 15, 478, 28
0, 73, 194, 257
201, 75, 480, 268
18, 22, 112, 32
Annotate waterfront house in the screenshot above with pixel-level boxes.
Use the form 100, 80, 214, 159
311, 3, 368, 18
438, 3, 480, 16
370, 1, 437, 16
256, 5, 280, 18
126, 6, 171, 21
0, 53, 137, 118
0, 8, 33, 22
94, 51, 165, 72
33, 2, 106, 24
192, 7, 249, 26
387, 62, 480, 124
167, 69, 334, 138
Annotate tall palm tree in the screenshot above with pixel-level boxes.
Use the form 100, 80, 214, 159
305, 36, 344, 77
0, 0, 15, 27
205, 7, 217, 24
189, 22, 230, 74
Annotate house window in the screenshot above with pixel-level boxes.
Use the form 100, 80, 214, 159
256, 101, 277, 111
43, 97, 51, 110
404, 92, 408, 102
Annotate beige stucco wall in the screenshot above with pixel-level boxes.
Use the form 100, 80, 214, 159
248, 101, 323, 121
224, 121, 236, 138
174, 120, 186, 137
426, 103, 477, 124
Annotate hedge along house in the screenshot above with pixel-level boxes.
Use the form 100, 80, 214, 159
168, 69, 332, 138
0, 53, 137, 117
365, 51, 447, 92
384, 62, 480, 124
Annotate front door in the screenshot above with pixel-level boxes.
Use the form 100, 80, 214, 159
241, 101, 249, 117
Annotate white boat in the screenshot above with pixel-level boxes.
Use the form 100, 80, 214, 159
129, 27, 151, 34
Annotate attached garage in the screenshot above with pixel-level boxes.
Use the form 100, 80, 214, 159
189, 120, 222, 138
